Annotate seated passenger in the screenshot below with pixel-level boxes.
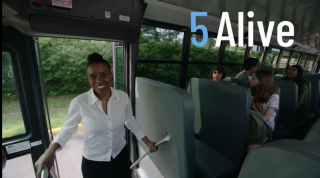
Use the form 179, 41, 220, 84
283, 65, 308, 121
247, 71, 279, 151
210, 66, 236, 85
210, 66, 229, 83
235, 57, 259, 82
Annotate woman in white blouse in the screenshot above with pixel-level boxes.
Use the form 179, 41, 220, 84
35, 53, 158, 178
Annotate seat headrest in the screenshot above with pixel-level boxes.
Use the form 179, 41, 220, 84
239, 139, 320, 178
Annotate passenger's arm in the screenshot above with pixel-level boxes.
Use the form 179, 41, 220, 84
263, 94, 279, 122
263, 107, 275, 122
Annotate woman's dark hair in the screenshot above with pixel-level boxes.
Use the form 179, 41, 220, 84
251, 71, 278, 104
209, 66, 226, 79
86, 53, 111, 70
243, 57, 259, 70
284, 65, 304, 94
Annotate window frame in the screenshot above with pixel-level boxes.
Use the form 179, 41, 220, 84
2, 47, 33, 143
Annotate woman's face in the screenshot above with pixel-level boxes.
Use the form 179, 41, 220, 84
87, 63, 113, 97
212, 70, 223, 81
286, 66, 298, 79
250, 73, 261, 88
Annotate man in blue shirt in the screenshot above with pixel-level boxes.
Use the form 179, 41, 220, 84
236, 57, 259, 81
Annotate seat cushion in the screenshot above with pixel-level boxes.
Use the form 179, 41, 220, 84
195, 139, 237, 178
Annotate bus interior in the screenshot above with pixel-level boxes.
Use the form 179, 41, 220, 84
2, 0, 320, 178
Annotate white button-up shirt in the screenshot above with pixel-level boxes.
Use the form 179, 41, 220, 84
52, 87, 145, 161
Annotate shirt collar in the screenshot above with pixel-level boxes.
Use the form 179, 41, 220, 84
88, 87, 119, 105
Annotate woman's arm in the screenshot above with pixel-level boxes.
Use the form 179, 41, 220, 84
263, 107, 275, 122
263, 94, 279, 122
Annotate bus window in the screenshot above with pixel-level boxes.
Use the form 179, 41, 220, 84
2, 52, 26, 139
298, 54, 307, 67
224, 42, 247, 63
304, 55, 315, 73
189, 35, 219, 62
248, 44, 265, 61
264, 48, 280, 73
139, 24, 184, 61
290, 52, 300, 65
137, 63, 180, 86
275, 50, 290, 74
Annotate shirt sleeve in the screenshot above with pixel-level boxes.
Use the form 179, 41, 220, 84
51, 99, 81, 151
236, 72, 249, 81
124, 95, 145, 140
267, 94, 279, 110
298, 84, 308, 107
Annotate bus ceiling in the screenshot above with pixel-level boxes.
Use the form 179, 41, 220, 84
2, 0, 320, 54
2, 0, 146, 42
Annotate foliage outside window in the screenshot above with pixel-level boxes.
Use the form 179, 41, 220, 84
139, 25, 183, 61
116, 47, 124, 90
189, 35, 219, 62
275, 50, 290, 74
2, 52, 26, 138
38, 38, 113, 96
298, 54, 307, 67
304, 55, 315, 73
290, 52, 300, 65
137, 63, 180, 86
248, 45, 265, 61
264, 48, 280, 73
224, 42, 247, 63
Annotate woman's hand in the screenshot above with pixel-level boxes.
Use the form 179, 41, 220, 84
35, 143, 60, 178
142, 136, 158, 153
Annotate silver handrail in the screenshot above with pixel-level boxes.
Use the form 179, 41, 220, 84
41, 166, 48, 178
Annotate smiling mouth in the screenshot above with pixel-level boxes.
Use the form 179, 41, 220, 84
97, 85, 105, 89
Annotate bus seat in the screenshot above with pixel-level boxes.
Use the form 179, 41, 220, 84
238, 139, 320, 178
272, 80, 298, 140
303, 76, 320, 122
294, 79, 311, 128
303, 119, 320, 145
135, 77, 196, 178
274, 86, 281, 129
187, 78, 250, 167
195, 139, 237, 178
223, 77, 231, 82
230, 77, 250, 88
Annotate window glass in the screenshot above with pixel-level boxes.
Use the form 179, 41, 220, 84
2, 154, 36, 178
137, 63, 180, 86
298, 54, 307, 67
248, 44, 265, 61
224, 42, 247, 63
290, 52, 300, 65
265, 48, 280, 66
222, 65, 242, 77
139, 25, 184, 61
2, 52, 26, 139
304, 55, 315, 73
189, 35, 219, 62
264, 48, 280, 74
275, 50, 290, 74
116, 47, 124, 90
